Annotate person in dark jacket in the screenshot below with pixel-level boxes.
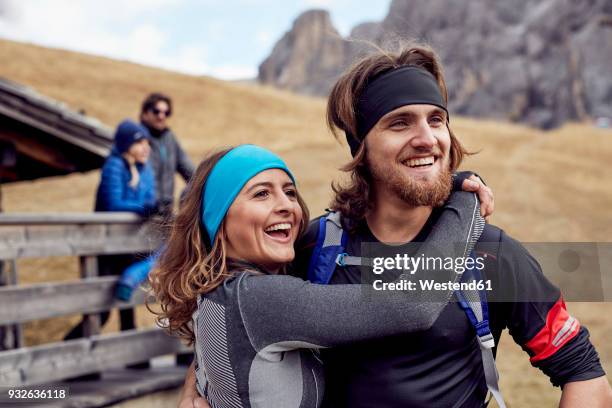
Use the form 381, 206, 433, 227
65, 119, 158, 343
140, 92, 194, 216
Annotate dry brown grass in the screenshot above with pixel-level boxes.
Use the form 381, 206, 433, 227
1, 39, 610, 407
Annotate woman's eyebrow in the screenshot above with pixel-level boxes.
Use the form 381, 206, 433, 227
245, 181, 273, 192
245, 180, 295, 193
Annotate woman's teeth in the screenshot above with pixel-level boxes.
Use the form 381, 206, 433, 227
265, 223, 291, 232
264, 223, 291, 238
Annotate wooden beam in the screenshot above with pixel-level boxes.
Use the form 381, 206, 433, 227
0, 212, 144, 225
0, 328, 190, 386
0, 103, 111, 157
53, 367, 187, 408
0, 277, 153, 325
0, 128, 76, 172
0, 216, 162, 260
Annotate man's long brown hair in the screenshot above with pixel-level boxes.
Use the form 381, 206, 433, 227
326, 43, 470, 224
149, 147, 309, 344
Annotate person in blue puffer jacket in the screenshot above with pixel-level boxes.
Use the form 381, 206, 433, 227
95, 119, 157, 215
65, 120, 158, 344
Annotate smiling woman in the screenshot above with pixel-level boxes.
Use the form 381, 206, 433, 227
149, 144, 485, 408
224, 169, 304, 273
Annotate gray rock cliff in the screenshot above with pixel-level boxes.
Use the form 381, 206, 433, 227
258, 0, 612, 129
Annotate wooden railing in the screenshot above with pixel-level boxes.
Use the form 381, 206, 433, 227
0, 213, 188, 406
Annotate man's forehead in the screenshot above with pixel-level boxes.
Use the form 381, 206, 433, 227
382, 104, 445, 118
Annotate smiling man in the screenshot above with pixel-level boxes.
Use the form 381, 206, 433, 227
305, 45, 611, 408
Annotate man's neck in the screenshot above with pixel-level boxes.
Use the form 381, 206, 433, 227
365, 188, 433, 244
142, 122, 166, 137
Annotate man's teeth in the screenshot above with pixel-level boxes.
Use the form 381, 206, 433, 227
264, 223, 291, 232
405, 157, 434, 167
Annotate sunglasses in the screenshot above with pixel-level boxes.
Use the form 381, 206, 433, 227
150, 107, 171, 117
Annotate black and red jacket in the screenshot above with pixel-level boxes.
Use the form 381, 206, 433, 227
292, 215, 605, 408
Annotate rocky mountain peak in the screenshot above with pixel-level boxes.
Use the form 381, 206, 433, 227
258, 9, 346, 95
258, 0, 612, 129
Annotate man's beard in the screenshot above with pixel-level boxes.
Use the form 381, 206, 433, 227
369, 159, 452, 207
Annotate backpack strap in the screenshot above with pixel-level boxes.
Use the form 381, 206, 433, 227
307, 212, 348, 284
306, 212, 371, 283
456, 228, 506, 408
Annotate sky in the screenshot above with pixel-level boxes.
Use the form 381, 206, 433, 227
0, 0, 391, 80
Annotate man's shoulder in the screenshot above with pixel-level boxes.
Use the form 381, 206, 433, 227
161, 128, 178, 140
476, 224, 528, 255
475, 224, 549, 293
477, 223, 503, 244
475, 223, 528, 262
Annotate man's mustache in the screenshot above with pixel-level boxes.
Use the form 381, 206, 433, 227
398, 149, 443, 162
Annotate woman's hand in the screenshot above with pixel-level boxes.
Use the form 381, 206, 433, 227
177, 362, 210, 408
178, 396, 209, 408
461, 174, 494, 219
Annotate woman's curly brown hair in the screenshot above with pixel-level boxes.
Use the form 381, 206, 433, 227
148, 147, 309, 344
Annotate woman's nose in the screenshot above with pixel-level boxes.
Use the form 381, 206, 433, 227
274, 192, 293, 214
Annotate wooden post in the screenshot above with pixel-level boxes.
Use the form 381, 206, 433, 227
8, 260, 23, 348
0, 259, 6, 350
0, 260, 23, 349
79, 255, 101, 337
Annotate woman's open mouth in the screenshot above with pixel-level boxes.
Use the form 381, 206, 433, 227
264, 222, 292, 240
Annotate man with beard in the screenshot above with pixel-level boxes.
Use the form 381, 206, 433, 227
177, 45, 611, 407
140, 92, 195, 216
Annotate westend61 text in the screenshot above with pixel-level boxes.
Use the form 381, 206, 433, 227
373, 279, 493, 291
372, 254, 486, 275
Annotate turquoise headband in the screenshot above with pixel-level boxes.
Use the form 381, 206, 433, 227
202, 144, 295, 244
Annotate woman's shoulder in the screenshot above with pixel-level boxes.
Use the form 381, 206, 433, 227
200, 264, 308, 308
137, 161, 154, 173
102, 155, 127, 173
233, 270, 307, 296
197, 269, 267, 311
199, 268, 261, 299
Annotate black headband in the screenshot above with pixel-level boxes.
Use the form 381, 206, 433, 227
346, 66, 449, 156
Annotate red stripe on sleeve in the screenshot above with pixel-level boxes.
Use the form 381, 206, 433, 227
525, 297, 580, 363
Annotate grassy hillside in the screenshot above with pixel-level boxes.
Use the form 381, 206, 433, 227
1, 38, 611, 407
